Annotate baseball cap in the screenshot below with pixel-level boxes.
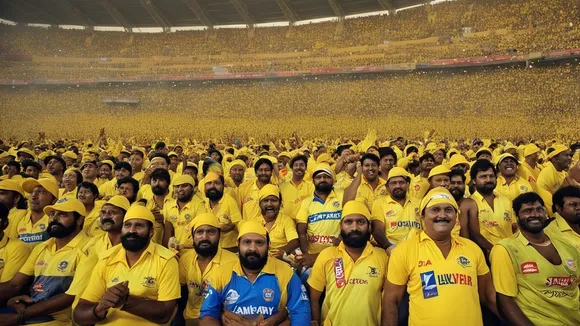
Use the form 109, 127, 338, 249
44, 198, 86, 216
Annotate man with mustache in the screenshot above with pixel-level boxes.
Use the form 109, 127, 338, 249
344, 153, 387, 212
199, 221, 310, 325
238, 158, 274, 222
83, 196, 131, 256
371, 167, 421, 251
296, 164, 343, 273
383, 187, 496, 326
16, 178, 59, 248
309, 201, 388, 326
462, 159, 516, 256
179, 213, 237, 324
490, 192, 580, 325
0, 198, 91, 325
259, 184, 299, 258
74, 205, 180, 325
162, 175, 207, 253
495, 153, 533, 202
280, 155, 314, 221
203, 172, 240, 252
140, 168, 172, 244
545, 186, 580, 250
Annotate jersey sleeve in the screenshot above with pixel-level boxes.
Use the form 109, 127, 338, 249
386, 244, 410, 286
307, 251, 328, 292
199, 273, 224, 320
371, 200, 384, 222
66, 252, 98, 296
1, 240, 31, 282
227, 198, 242, 224
80, 259, 108, 302
158, 257, 181, 301
295, 200, 309, 224
178, 252, 191, 285
489, 245, 517, 297
286, 273, 311, 326
283, 217, 298, 242
18, 244, 43, 276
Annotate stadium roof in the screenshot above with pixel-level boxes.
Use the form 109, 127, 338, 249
0, 0, 425, 28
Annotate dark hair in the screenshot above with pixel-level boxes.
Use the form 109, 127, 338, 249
78, 181, 99, 197
419, 153, 435, 163
151, 153, 170, 165
360, 153, 380, 165
254, 158, 273, 173
155, 142, 166, 151
183, 165, 199, 175
512, 192, 544, 216
7, 161, 20, 171
379, 147, 397, 162
290, 155, 308, 168
552, 186, 580, 214
130, 149, 144, 159
434, 148, 447, 158
449, 169, 466, 183
21, 159, 41, 172
208, 149, 223, 163
470, 159, 496, 181
0, 202, 9, 228
117, 177, 140, 203
407, 160, 420, 171
237, 154, 249, 163
406, 146, 419, 155
151, 168, 171, 183
476, 149, 492, 158
225, 148, 235, 155
114, 161, 132, 174
68, 169, 83, 186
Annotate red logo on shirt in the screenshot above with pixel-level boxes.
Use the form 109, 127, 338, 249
333, 258, 346, 289
521, 262, 539, 274
545, 276, 576, 287
418, 260, 432, 267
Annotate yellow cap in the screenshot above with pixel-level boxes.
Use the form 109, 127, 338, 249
204, 172, 221, 183
62, 151, 77, 160
237, 220, 268, 240
173, 174, 195, 187
16, 148, 37, 160
229, 159, 247, 171
387, 167, 409, 181
547, 145, 569, 160
22, 178, 59, 199
449, 153, 469, 168
104, 195, 131, 211
420, 187, 459, 214
428, 165, 451, 179
503, 144, 517, 152
124, 204, 155, 224
64, 167, 79, 175
476, 147, 492, 157
189, 212, 220, 232
168, 151, 178, 157
312, 163, 334, 179
341, 200, 370, 220
258, 184, 280, 201
150, 157, 167, 165
0, 179, 25, 196
100, 160, 114, 169
523, 144, 540, 157
316, 153, 333, 164
278, 151, 291, 159
496, 153, 519, 166
44, 198, 86, 216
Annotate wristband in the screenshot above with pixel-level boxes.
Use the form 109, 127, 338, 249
93, 305, 106, 321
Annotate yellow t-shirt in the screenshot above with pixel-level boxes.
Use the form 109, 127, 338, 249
141, 185, 173, 244
82, 200, 105, 235
545, 213, 580, 251
0, 235, 31, 282
279, 179, 315, 220
58, 187, 77, 200
178, 248, 238, 320
80, 242, 181, 325
410, 176, 430, 201
261, 213, 298, 256
334, 172, 354, 191
355, 177, 388, 212
308, 242, 388, 326
19, 232, 91, 326
470, 191, 515, 245
387, 231, 489, 326
15, 211, 51, 248
371, 196, 421, 245
98, 178, 118, 198
518, 161, 541, 185
490, 232, 580, 326
238, 180, 267, 222
5, 207, 27, 239
82, 232, 117, 258
537, 162, 566, 195
296, 190, 343, 254
496, 175, 533, 202
162, 194, 207, 249
205, 193, 242, 249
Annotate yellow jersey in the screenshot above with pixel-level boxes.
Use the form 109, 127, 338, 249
470, 191, 515, 245
495, 175, 532, 202
0, 235, 31, 282
141, 185, 173, 244
354, 177, 388, 211
545, 213, 580, 251
205, 193, 242, 249
296, 190, 343, 254
279, 179, 314, 220
410, 176, 430, 200
537, 162, 566, 195
371, 196, 421, 245
82, 200, 105, 235
238, 180, 268, 222
262, 213, 298, 256
5, 207, 27, 239
15, 211, 50, 248
162, 193, 207, 249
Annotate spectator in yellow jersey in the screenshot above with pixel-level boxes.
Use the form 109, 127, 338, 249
427, 165, 451, 190
59, 168, 81, 200
76, 182, 104, 236
258, 184, 299, 258
0, 180, 28, 238
162, 174, 206, 253
179, 213, 237, 324
538, 145, 572, 195
80, 159, 100, 186
83, 195, 130, 256
129, 149, 146, 183
495, 153, 533, 201
490, 192, 580, 326
74, 205, 180, 325
545, 186, 580, 251
371, 167, 421, 251
279, 155, 314, 220
238, 158, 274, 222
344, 153, 387, 211
98, 161, 114, 182
383, 187, 496, 326
98, 162, 132, 199
309, 201, 388, 326
410, 153, 435, 200
0, 203, 31, 283
463, 160, 516, 256
140, 168, 172, 244
17, 178, 59, 248
519, 144, 542, 184
227, 159, 246, 188
0, 198, 91, 325
378, 147, 397, 180
203, 172, 240, 252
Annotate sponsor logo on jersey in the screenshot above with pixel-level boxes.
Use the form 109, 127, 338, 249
545, 276, 576, 287
368, 266, 379, 277
142, 276, 156, 288
565, 259, 577, 272
418, 260, 432, 267
333, 258, 346, 288
224, 289, 240, 305
457, 256, 471, 268
57, 261, 69, 272
263, 288, 275, 302
521, 262, 539, 274
233, 306, 275, 316
420, 271, 438, 299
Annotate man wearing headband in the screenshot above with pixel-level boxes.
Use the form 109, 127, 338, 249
296, 163, 343, 272
490, 192, 580, 325
343, 153, 387, 212
179, 213, 237, 323
83, 195, 131, 255
383, 187, 496, 326
74, 205, 180, 325
371, 167, 421, 250
227, 159, 246, 188
199, 221, 310, 325
258, 184, 299, 258
203, 172, 240, 252
0, 198, 91, 325
309, 201, 388, 326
